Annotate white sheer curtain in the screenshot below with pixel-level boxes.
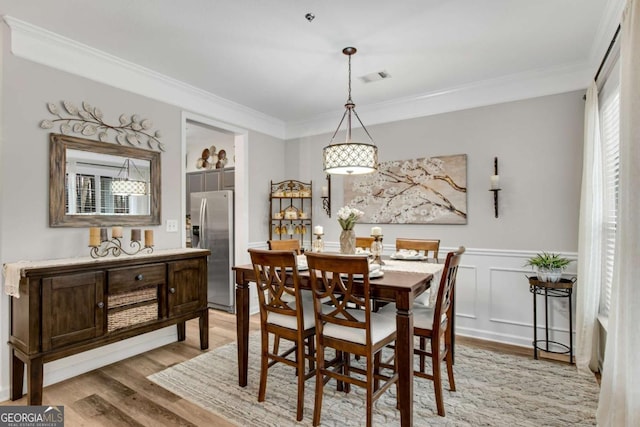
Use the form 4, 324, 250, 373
575, 82, 603, 373
597, 0, 640, 425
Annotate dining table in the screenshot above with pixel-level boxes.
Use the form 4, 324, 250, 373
232, 257, 444, 427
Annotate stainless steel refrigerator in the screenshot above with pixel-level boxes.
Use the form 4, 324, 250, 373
190, 190, 234, 312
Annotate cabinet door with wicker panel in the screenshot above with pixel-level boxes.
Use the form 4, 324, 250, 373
107, 263, 166, 332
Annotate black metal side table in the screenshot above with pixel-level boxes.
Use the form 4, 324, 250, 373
528, 276, 576, 364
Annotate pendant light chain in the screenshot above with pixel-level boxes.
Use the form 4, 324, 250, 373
347, 52, 352, 103
346, 52, 353, 141
322, 46, 379, 175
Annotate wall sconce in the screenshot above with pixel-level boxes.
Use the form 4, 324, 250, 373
321, 174, 331, 217
489, 157, 501, 218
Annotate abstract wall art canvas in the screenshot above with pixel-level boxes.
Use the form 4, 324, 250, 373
344, 154, 467, 224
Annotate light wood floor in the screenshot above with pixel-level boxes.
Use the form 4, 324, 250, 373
0, 310, 543, 426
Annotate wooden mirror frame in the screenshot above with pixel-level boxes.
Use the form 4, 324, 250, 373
49, 133, 161, 227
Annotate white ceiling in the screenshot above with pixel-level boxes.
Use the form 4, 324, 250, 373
0, 0, 622, 131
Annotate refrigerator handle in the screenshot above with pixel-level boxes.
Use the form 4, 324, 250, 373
199, 198, 206, 249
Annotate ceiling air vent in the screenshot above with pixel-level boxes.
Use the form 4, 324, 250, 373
359, 70, 391, 83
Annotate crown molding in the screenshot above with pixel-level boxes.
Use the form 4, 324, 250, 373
3, 14, 610, 142
285, 61, 592, 139
3, 16, 286, 139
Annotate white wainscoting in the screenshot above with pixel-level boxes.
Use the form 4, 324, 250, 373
443, 247, 577, 350
246, 242, 577, 350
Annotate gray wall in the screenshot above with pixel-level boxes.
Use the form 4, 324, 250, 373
288, 91, 584, 253
246, 129, 287, 245
0, 32, 287, 262
1, 43, 183, 260
286, 91, 583, 350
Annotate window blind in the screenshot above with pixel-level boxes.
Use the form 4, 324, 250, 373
599, 89, 620, 316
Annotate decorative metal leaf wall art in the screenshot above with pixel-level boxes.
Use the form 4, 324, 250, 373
40, 101, 165, 151
344, 154, 468, 224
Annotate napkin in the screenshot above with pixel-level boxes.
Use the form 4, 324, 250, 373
392, 249, 419, 259
296, 255, 308, 269
338, 262, 382, 279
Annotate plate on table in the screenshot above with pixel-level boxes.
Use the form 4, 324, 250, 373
340, 270, 384, 279
390, 253, 427, 261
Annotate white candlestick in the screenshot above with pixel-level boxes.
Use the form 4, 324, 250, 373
371, 226, 382, 236
490, 175, 500, 190
321, 186, 328, 197
314, 225, 323, 235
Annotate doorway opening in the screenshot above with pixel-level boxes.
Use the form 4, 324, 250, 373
181, 112, 248, 311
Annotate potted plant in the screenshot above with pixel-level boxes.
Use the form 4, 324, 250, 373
525, 252, 571, 283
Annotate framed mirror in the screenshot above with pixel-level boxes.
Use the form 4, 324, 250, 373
50, 133, 161, 227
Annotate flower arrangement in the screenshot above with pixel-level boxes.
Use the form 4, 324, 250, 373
337, 206, 364, 230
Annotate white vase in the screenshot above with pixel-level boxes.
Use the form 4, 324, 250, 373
339, 229, 356, 254
537, 267, 563, 283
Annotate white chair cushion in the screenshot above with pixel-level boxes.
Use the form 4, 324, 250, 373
413, 289, 431, 307
412, 305, 436, 330
379, 303, 443, 330
322, 309, 396, 345
281, 289, 313, 303
268, 297, 316, 330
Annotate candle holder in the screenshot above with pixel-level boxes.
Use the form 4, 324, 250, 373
89, 229, 153, 259
312, 233, 324, 253
370, 234, 385, 265
321, 174, 331, 217
489, 156, 501, 218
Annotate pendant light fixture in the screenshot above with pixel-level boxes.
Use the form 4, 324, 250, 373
111, 158, 148, 196
323, 47, 378, 175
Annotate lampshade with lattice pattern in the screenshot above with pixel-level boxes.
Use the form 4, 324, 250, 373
323, 142, 378, 175
322, 47, 378, 175
111, 158, 148, 196
111, 179, 147, 196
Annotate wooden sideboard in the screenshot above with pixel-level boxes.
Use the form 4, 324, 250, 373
8, 249, 210, 405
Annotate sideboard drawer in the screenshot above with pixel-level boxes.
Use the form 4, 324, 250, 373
108, 263, 166, 293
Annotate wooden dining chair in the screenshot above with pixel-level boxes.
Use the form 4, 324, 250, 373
395, 238, 440, 262
268, 239, 301, 254
305, 252, 398, 427
381, 246, 464, 416
355, 236, 375, 251
248, 248, 316, 421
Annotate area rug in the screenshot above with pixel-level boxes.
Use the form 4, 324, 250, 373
148, 335, 599, 426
